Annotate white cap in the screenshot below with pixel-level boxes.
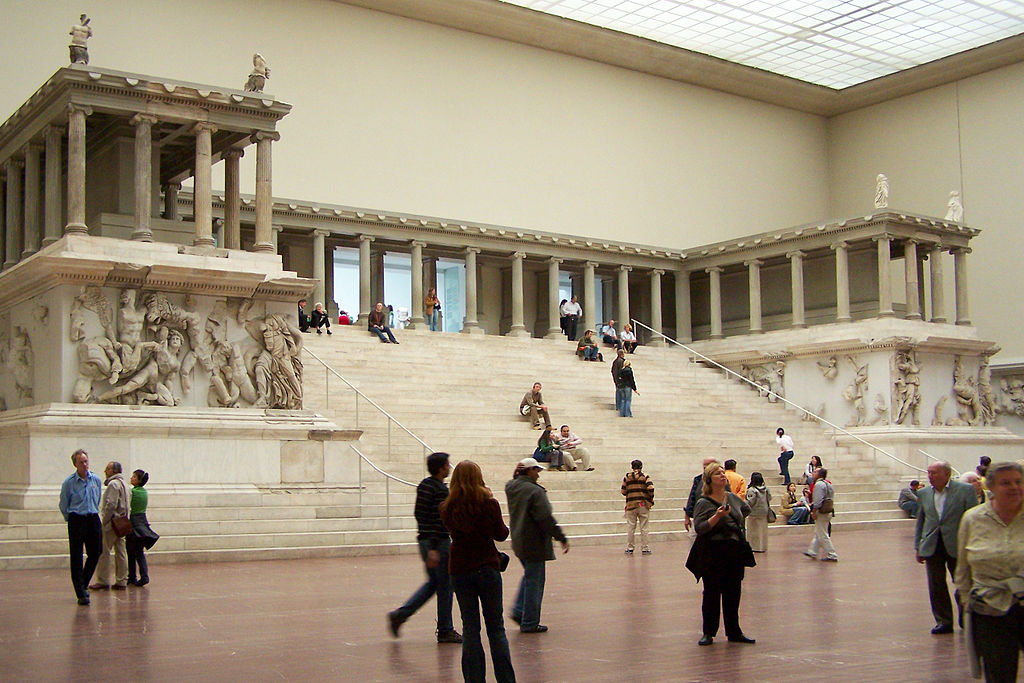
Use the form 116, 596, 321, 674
518, 457, 545, 470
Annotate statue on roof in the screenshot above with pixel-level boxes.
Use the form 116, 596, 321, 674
874, 173, 889, 209
944, 190, 963, 222
244, 53, 270, 92
68, 14, 92, 65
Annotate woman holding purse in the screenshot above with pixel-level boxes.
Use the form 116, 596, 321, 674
425, 288, 441, 332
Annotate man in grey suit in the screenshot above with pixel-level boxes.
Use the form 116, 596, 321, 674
914, 461, 978, 634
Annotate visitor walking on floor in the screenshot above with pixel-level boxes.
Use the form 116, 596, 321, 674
686, 462, 756, 646
58, 449, 102, 605
439, 461, 516, 683
505, 458, 569, 633
126, 469, 159, 587
803, 468, 838, 562
388, 452, 462, 644
91, 461, 131, 590
622, 460, 654, 555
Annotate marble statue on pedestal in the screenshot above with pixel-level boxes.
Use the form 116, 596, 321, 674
842, 355, 869, 427
874, 174, 889, 209
892, 349, 921, 425
68, 14, 92, 65
244, 53, 269, 92
944, 191, 964, 222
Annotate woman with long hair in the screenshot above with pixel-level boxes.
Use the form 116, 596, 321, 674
686, 462, 755, 646
439, 461, 515, 683
803, 455, 822, 485
535, 427, 565, 470
425, 288, 441, 332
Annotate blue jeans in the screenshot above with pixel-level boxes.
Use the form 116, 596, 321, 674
512, 559, 546, 630
452, 567, 516, 683
394, 538, 454, 632
777, 450, 794, 484
582, 346, 598, 361
370, 325, 397, 343
427, 309, 439, 331
618, 387, 633, 417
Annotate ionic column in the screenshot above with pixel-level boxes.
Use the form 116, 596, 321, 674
508, 251, 529, 337
130, 114, 158, 242
358, 235, 374, 325
409, 240, 426, 328
191, 122, 217, 247
43, 125, 62, 247
953, 247, 971, 326
213, 218, 224, 247
788, 250, 806, 328
875, 234, 895, 317
324, 243, 337, 319
617, 265, 631, 327
745, 259, 763, 334
271, 224, 282, 252
903, 239, 921, 320
707, 266, 723, 340
4, 158, 24, 270
22, 143, 42, 257
0, 171, 6, 267
545, 257, 563, 339
371, 248, 385, 307
64, 104, 91, 235
930, 243, 946, 323
675, 269, 692, 343
222, 148, 243, 250
162, 183, 180, 220
583, 261, 597, 335
831, 241, 851, 322
462, 247, 483, 334
251, 131, 278, 253
648, 269, 665, 346
312, 229, 329, 305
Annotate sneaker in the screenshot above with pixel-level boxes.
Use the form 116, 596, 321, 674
326, 330, 332, 335
802, 551, 817, 559
532, 424, 542, 430
436, 630, 463, 644
822, 556, 839, 562
641, 548, 652, 555
387, 611, 403, 638
624, 548, 634, 555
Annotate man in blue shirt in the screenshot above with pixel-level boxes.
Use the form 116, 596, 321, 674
58, 449, 102, 605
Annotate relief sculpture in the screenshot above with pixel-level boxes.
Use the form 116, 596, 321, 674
892, 349, 921, 426
950, 355, 982, 426
842, 356, 868, 427
246, 314, 304, 410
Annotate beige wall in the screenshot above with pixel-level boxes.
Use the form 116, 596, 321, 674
828, 62, 1024, 359
2, 0, 828, 251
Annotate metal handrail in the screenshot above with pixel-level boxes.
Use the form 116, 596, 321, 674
302, 346, 433, 462
917, 449, 962, 478
353, 444, 416, 530
630, 319, 927, 475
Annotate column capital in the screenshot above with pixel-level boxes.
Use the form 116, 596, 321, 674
705, 266, 723, 274
192, 121, 218, 135
358, 234, 375, 244
410, 239, 427, 248
905, 237, 921, 246
66, 103, 93, 117
512, 251, 526, 260
221, 147, 245, 160
4, 157, 24, 170
650, 268, 665, 277
163, 182, 182, 191
549, 256, 563, 265
786, 250, 805, 259
129, 113, 159, 127
951, 246, 972, 255
313, 228, 330, 239
250, 130, 281, 144
213, 217, 225, 228
830, 240, 849, 251
22, 141, 43, 155
929, 241, 944, 251
618, 264, 632, 272
743, 259, 763, 268
584, 260, 599, 269
464, 246, 480, 255
271, 224, 284, 234
872, 232, 893, 243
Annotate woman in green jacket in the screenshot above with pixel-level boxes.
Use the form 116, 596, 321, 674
127, 469, 159, 586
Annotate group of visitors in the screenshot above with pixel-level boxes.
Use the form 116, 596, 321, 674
558, 296, 582, 341
60, 450, 157, 606
297, 299, 332, 335
533, 425, 594, 471
600, 319, 638, 353
299, 291, 444, 341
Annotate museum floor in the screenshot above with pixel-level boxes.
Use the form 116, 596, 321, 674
0, 525, 980, 682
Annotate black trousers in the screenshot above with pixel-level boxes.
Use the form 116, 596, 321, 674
973, 604, 1024, 683
925, 536, 959, 627
701, 542, 745, 638
67, 513, 102, 598
566, 316, 578, 341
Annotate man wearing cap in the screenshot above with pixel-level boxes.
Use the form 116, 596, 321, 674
505, 458, 569, 633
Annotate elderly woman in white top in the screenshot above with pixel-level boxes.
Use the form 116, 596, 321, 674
955, 461, 1024, 682
620, 323, 638, 354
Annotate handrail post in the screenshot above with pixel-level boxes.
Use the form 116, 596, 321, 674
385, 476, 391, 530
325, 365, 330, 410
358, 455, 363, 510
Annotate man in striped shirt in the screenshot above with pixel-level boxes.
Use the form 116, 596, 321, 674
388, 452, 462, 644
622, 460, 655, 555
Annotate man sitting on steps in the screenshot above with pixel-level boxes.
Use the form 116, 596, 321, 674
520, 382, 552, 430
556, 424, 594, 471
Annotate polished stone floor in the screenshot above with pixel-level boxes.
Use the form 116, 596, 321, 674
0, 525, 980, 682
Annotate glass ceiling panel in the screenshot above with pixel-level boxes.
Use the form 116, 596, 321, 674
499, 0, 1024, 88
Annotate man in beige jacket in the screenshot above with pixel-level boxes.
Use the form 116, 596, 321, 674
91, 461, 132, 590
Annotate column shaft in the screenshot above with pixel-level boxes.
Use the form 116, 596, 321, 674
649, 269, 665, 345
22, 143, 41, 257
4, 159, 24, 270
789, 251, 806, 328
358, 235, 373, 326
271, 225, 282, 252
930, 245, 946, 323
746, 260, 763, 333
876, 235, 894, 317
43, 126, 62, 247
583, 261, 597, 335
131, 114, 157, 242
409, 241, 425, 327
508, 252, 529, 337
617, 266, 631, 327
192, 123, 216, 247
64, 104, 91, 235
251, 132, 278, 252
675, 269, 691, 343
833, 242, 851, 322
312, 230, 328, 305
163, 183, 180, 220
545, 258, 562, 339
903, 240, 921, 319
463, 248, 482, 334
954, 248, 971, 325
223, 149, 243, 250
707, 267, 723, 340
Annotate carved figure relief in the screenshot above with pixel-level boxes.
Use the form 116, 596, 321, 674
932, 396, 948, 426
950, 356, 982, 426
816, 356, 838, 381
870, 394, 890, 426
977, 356, 997, 426
742, 361, 785, 403
8, 326, 34, 405
892, 349, 921, 426
842, 355, 869, 427
246, 314, 303, 410
997, 376, 1024, 418
97, 327, 186, 406
801, 403, 825, 423
874, 173, 889, 209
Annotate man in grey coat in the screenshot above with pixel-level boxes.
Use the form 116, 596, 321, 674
505, 458, 569, 633
914, 461, 978, 634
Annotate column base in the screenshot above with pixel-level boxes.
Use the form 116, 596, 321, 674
544, 329, 564, 340
904, 313, 923, 321
791, 323, 806, 329
193, 236, 216, 248
64, 223, 89, 234
507, 326, 531, 338
2, 260, 16, 271
20, 249, 37, 260
131, 230, 154, 242
710, 334, 724, 340
461, 324, 486, 335
41, 237, 59, 248
878, 311, 896, 318
930, 317, 948, 324
648, 337, 665, 347
836, 316, 853, 323
252, 242, 275, 253
749, 328, 764, 334
407, 316, 426, 330
956, 319, 972, 326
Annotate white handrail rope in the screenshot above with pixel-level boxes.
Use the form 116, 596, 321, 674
629, 318, 926, 475
302, 346, 433, 453
917, 449, 962, 478
351, 444, 417, 487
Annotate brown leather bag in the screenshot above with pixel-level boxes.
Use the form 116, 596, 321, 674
112, 515, 133, 538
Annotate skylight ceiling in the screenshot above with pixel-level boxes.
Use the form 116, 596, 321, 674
497, 0, 1024, 89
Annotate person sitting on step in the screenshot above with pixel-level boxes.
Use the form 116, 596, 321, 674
620, 323, 638, 354
576, 329, 602, 361
519, 382, 552, 430
368, 302, 399, 343
556, 424, 594, 471
601, 319, 622, 349
310, 302, 332, 335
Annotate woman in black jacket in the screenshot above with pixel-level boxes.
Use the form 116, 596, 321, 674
617, 359, 638, 417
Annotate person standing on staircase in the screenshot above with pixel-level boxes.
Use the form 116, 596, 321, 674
776, 427, 795, 485
388, 452, 463, 644
611, 348, 626, 411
